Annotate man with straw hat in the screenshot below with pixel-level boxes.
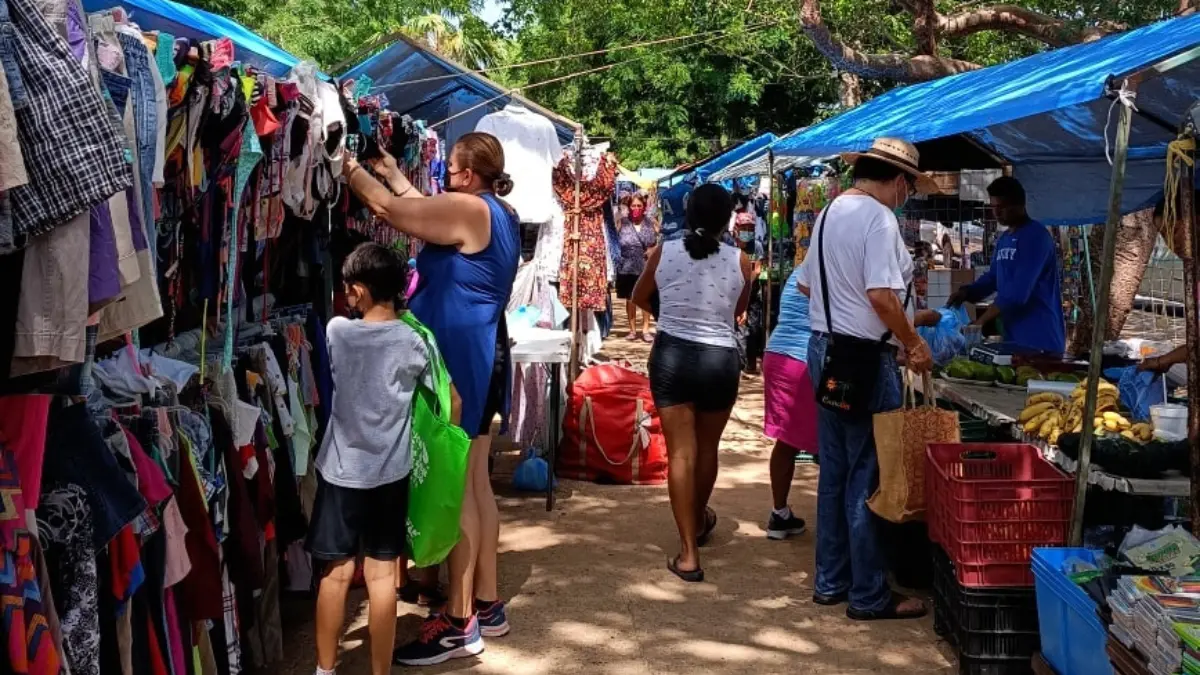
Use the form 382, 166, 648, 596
796, 137, 934, 621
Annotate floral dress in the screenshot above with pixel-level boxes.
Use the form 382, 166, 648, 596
553, 155, 617, 312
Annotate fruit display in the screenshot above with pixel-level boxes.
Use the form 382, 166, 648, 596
942, 358, 1087, 389
1015, 380, 1135, 446
944, 358, 998, 383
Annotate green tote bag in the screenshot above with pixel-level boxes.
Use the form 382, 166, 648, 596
400, 312, 472, 567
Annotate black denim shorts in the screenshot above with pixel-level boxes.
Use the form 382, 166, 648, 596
649, 331, 740, 412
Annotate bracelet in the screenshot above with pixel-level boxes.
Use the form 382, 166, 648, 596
397, 185, 413, 197
347, 164, 363, 182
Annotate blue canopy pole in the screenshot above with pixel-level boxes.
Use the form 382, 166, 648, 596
1069, 84, 1137, 547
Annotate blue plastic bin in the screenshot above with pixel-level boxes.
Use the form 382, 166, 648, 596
1031, 548, 1113, 675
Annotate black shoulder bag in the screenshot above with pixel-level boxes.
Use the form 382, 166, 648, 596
814, 201, 911, 418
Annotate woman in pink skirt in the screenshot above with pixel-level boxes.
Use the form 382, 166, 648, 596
762, 269, 817, 540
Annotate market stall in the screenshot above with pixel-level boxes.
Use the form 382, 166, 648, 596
776, 10, 1200, 674
0, 1, 359, 672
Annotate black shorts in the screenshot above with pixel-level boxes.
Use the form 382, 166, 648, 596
615, 274, 639, 300
649, 331, 741, 411
476, 317, 510, 437
306, 474, 410, 561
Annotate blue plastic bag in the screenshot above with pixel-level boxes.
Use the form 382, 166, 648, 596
918, 306, 970, 367
512, 448, 555, 492
1102, 366, 1165, 422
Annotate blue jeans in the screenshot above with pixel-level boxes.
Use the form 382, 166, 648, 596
807, 332, 903, 612
117, 31, 158, 274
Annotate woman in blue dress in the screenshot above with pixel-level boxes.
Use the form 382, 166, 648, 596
342, 132, 519, 665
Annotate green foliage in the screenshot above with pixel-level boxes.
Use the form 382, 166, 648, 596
498, 0, 844, 168
190, 0, 494, 70
190, 0, 1187, 168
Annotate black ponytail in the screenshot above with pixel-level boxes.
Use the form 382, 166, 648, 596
683, 183, 733, 260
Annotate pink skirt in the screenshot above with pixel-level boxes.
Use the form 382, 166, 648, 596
763, 351, 818, 453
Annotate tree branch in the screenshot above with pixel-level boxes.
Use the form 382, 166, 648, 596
799, 0, 980, 81
939, 5, 1122, 47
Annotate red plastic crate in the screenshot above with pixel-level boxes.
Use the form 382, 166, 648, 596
954, 560, 1035, 587
926, 443, 1075, 588
942, 518, 1069, 546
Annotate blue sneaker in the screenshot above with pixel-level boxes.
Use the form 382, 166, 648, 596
393, 614, 484, 666
476, 600, 510, 637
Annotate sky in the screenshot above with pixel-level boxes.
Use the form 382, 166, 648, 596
480, 0, 505, 24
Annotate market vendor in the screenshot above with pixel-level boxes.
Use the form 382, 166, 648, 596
948, 177, 1065, 354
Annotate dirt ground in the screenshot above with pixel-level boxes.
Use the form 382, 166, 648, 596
277, 309, 954, 675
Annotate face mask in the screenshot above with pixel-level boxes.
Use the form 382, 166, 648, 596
630, 207, 645, 220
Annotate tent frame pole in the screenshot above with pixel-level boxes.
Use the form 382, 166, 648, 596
568, 128, 585, 382
764, 149, 776, 340
1180, 110, 1200, 534
1068, 87, 1137, 547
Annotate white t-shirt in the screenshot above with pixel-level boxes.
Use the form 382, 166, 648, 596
797, 195, 913, 344
475, 104, 562, 224
656, 239, 745, 348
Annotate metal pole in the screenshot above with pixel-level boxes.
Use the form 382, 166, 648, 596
1068, 93, 1135, 546
567, 129, 584, 382
764, 149, 775, 340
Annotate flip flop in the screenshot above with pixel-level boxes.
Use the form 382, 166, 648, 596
667, 556, 704, 583
697, 507, 718, 547
846, 594, 928, 621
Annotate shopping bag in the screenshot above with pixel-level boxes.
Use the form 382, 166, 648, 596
1104, 365, 1165, 422
512, 448, 554, 492
868, 372, 960, 523
399, 312, 472, 567
917, 306, 970, 367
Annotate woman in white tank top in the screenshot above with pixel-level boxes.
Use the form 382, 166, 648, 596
632, 183, 753, 583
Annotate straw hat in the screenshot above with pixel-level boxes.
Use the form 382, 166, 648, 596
841, 138, 940, 196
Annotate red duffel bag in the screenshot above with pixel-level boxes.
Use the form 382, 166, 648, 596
558, 363, 668, 485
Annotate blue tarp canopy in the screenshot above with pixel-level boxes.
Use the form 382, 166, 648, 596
658, 132, 778, 186
772, 12, 1200, 226
657, 132, 777, 239
82, 0, 304, 76
343, 34, 579, 148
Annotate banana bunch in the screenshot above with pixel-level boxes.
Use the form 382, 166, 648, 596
1019, 393, 1067, 444
1016, 380, 1127, 446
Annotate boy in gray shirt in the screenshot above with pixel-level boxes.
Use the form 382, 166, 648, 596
307, 242, 438, 675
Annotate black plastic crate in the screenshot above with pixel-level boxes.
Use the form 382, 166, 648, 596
958, 655, 1034, 675
932, 546, 1041, 674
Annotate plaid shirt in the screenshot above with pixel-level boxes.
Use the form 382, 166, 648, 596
6, 0, 132, 240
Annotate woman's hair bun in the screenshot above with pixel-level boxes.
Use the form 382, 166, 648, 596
493, 172, 514, 197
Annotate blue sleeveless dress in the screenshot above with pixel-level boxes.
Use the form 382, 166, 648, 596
409, 193, 520, 437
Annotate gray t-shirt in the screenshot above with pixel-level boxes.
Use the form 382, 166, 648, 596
315, 316, 434, 489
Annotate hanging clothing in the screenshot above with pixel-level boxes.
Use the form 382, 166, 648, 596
553, 154, 616, 313
409, 193, 520, 436
36, 480, 97, 672
5, 0, 132, 241
475, 104, 561, 224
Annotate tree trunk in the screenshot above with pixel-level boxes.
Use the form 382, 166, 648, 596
1069, 210, 1160, 353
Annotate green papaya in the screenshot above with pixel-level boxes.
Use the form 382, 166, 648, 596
1049, 372, 1082, 383
997, 366, 1017, 384
1016, 366, 1043, 387
970, 363, 997, 382
946, 359, 975, 379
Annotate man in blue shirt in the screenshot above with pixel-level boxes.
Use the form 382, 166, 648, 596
949, 177, 1066, 354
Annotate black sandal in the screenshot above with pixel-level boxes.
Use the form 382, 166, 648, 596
697, 507, 718, 547
812, 591, 849, 606
846, 594, 927, 621
667, 556, 704, 583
